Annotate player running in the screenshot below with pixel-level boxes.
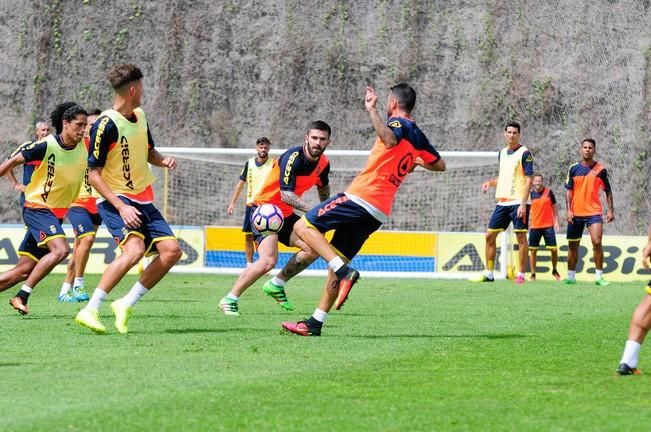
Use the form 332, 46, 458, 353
528, 173, 561, 281
0, 102, 88, 315
616, 222, 651, 375
474, 122, 533, 284
226, 137, 274, 266
219, 121, 331, 316
58, 108, 103, 302
74, 64, 182, 334
282, 84, 445, 336
563, 138, 614, 286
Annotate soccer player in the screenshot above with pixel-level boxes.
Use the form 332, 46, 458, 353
474, 122, 533, 284
528, 173, 561, 281
58, 108, 103, 302
219, 121, 331, 316
226, 137, 274, 266
74, 64, 182, 334
616, 222, 651, 375
0, 103, 88, 315
282, 84, 445, 336
6, 120, 51, 203
563, 138, 614, 286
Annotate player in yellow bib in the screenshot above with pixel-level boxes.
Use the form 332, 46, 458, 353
74, 64, 182, 334
0, 102, 88, 315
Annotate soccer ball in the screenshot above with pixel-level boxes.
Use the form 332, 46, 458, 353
251, 204, 284, 235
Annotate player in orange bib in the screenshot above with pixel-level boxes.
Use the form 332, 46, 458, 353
563, 138, 614, 286
528, 174, 561, 281
282, 84, 445, 336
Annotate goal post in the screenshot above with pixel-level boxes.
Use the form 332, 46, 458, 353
152, 147, 511, 279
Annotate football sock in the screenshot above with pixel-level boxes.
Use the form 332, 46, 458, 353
486, 270, 494, 279
328, 256, 345, 273
86, 288, 108, 311
270, 276, 286, 287
595, 269, 603, 279
73, 277, 84, 289
312, 308, 328, 323
567, 270, 576, 281
120, 282, 149, 307
17, 285, 32, 303
59, 282, 72, 296
226, 293, 239, 302
487, 260, 495, 271
620, 340, 641, 367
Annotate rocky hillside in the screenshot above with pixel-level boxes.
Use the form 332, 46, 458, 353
0, 0, 649, 233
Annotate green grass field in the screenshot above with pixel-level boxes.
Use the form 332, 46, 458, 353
2, 274, 651, 431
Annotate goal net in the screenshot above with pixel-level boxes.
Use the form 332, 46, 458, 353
151, 147, 512, 278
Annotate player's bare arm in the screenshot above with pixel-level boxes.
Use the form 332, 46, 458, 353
643, 223, 651, 269
365, 86, 397, 149
565, 189, 574, 223
227, 180, 246, 215
414, 157, 446, 172
148, 148, 176, 170
88, 167, 142, 229
481, 178, 497, 193
6, 169, 25, 192
280, 190, 311, 213
517, 175, 532, 219
0, 153, 25, 177
552, 204, 560, 232
605, 190, 615, 223
317, 185, 330, 202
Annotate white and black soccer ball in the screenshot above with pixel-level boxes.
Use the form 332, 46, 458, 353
251, 204, 284, 235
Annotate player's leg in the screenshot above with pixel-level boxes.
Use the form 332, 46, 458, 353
564, 219, 584, 284
243, 206, 254, 265
473, 205, 507, 282
60, 236, 77, 301
587, 219, 608, 285
512, 204, 529, 283
528, 229, 542, 281
543, 228, 561, 280
6, 230, 45, 314
220, 234, 279, 316
68, 233, 96, 301
618, 287, 651, 375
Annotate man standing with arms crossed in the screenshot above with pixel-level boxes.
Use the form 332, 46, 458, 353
474, 122, 534, 284
75, 64, 182, 334
564, 138, 614, 286
226, 137, 274, 266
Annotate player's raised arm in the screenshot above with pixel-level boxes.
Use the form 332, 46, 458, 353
365, 86, 398, 149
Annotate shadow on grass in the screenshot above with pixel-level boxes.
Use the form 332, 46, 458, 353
346, 333, 530, 339
0, 362, 22, 367
163, 327, 266, 334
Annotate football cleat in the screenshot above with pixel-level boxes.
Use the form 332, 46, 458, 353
529, 273, 536, 281
563, 279, 577, 285
219, 297, 240, 316
9, 297, 29, 315
552, 269, 561, 281
262, 280, 295, 311
57, 292, 76, 303
595, 278, 610, 287
281, 320, 321, 336
470, 274, 495, 283
617, 363, 641, 376
71, 286, 90, 302
111, 301, 132, 334
335, 267, 360, 310
515, 275, 525, 284
74, 308, 106, 334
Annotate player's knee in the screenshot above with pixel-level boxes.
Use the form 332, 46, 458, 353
122, 245, 145, 266
592, 239, 603, 250
162, 245, 183, 265
49, 244, 70, 263
79, 235, 95, 248
259, 256, 277, 273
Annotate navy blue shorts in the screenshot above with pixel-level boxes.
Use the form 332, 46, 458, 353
254, 211, 300, 247
19, 208, 66, 262
528, 227, 557, 249
488, 204, 529, 232
305, 193, 382, 260
567, 215, 603, 241
97, 197, 175, 256
242, 205, 254, 234
68, 206, 102, 239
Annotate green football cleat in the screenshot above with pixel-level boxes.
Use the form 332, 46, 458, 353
470, 274, 495, 283
563, 279, 577, 285
111, 301, 133, 334
74, 308, 106, 334
595, 278, 610, 287
219, 297, 240, 316
262, 280, 295, 311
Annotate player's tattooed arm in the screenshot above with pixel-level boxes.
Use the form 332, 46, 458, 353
317, 185, 330, 202
280, 190, 311, 213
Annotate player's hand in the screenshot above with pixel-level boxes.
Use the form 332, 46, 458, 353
161, 157, 177, 170
566, 210, 574, 224
517, 204, 526, 220
118, 204, 142, 229
554, 222, 560, 232
227, 204, 234, 215
642, 241, 651, 269
606, 210, 615, 223
410, 157, 424, 173
365, 86, 378, 112
13, 183, 25, 193
481, 181, 491, 193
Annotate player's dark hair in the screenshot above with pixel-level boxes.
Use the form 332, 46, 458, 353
390, 83, 416, 113
582, 138, 596, 148
50, 102, 87, 134
307, 120, 331, 138
505, 121, 521, 132
533, 173, 544, 180
87, 108, 102, 116
256, 137, 271, 146
108, 64, 143, 91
